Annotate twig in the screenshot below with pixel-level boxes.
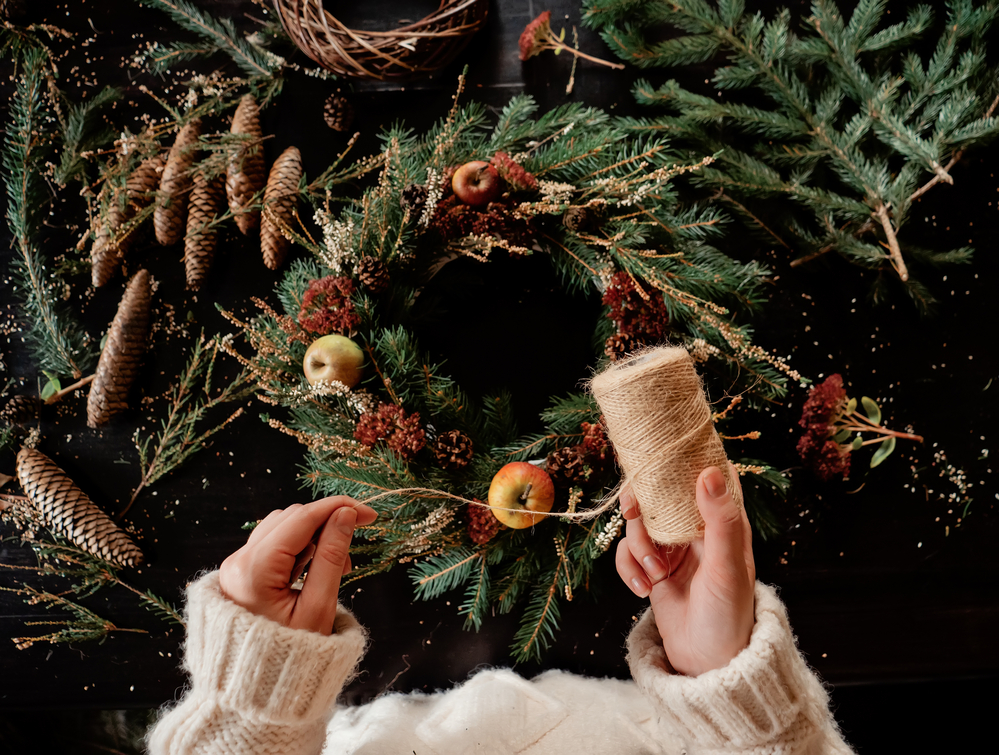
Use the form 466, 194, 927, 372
873, 203, 909, 281
42, 374, 94, 405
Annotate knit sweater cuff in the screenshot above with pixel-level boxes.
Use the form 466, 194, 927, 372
182, 570, 367, 726
627, 582, 837, 751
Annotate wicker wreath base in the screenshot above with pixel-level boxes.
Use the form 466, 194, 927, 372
274, 0, 489, 81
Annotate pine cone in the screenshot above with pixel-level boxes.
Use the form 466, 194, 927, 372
546, 446, 588, 488
87, 270, 152, 428
90, 223, 118, 289
604, 332, 636, 361
401, 183, 428, 214
433, 429, 474, 471
260, 146, 302, 270
226, 94, 266, 236
127, 154, 165, 207
563, 206, 591, 233
16, 448, 143, 568
323, 94, 355, 132
467, 500, 501, 545
1, 395, 39, 425
184, 167, 224, 290
154, 119, 201, 246
1, 0, 25, 19
356, 256, 389, 294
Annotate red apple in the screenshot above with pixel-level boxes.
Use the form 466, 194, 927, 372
303, 334, 364, 388
487, 461, 555, 529
451, 160, 502, 206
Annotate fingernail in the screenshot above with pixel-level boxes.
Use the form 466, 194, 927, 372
353, 502, 377, 518
643, 554, 667, 581
631, 576, 651, 598
334, 507, 357, 533
704, 467, 727, 500
620, 489, 638, 518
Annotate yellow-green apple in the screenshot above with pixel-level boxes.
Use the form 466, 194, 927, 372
451, 160, 502, 206
487, 461, 555, 529
303, 334, 364, 388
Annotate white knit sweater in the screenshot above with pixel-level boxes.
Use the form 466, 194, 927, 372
147, 572, 853, 754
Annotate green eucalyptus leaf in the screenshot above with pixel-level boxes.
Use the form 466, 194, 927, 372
846, 397, 857, 414
861, 396, 881, 425
40, 377, 61, 401
870, 436, 897, 468
851, 436, 863, 451
833, 429, 851, 444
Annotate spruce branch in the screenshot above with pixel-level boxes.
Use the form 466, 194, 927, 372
122, 333, 251, 520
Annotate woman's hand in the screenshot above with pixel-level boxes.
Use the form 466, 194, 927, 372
219, 497, 378, 635
615, 466, 756, 677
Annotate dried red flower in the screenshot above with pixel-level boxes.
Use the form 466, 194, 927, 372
354, 402, 426, 459
796, 375, 851, 480
467, 499, 501, 545
491, 151, 538, 192
298, 276, 361, 334
602, 271, 671, 343
519, 10, 552, 61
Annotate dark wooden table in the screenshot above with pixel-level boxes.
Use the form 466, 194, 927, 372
2, 0, 997, 723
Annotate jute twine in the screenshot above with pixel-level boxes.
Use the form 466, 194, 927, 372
589, 346, 741, 546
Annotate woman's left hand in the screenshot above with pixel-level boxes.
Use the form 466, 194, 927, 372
219, 497, 378, 635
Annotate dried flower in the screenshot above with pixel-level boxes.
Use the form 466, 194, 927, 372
518, 10, 624, 69
467, 500, 501, 545
298, 276, 361, 335
602, 271, 671, 343
354, 402, 426, 458
491, 151, 538, 192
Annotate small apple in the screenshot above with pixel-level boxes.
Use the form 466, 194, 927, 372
487, 461, 555, 529
451, 160, 502, 207
303, 334, 364, 388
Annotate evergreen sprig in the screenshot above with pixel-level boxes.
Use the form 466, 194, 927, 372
585, 0, 999, 312
54, 86, 120, 186
3, 46, 96, 381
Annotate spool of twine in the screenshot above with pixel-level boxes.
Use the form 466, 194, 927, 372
589, 346, 741, 546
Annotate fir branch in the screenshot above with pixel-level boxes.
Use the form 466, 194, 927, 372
54, 86, 120, 186
134, 0, 280, 79
123, 333, 251, 519
3, 46, 96, 380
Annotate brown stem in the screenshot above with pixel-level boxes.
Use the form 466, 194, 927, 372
718, 192, 790, 250
908, 151, 962, 204
43, 374, 94, 405
1, 493, 31, 511
873, 203, 908, 281
546, 33, 625, 69
519, 483, 533, 502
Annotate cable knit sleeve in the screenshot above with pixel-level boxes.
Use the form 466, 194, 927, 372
147, 570, 367, 755
626, 582, 854, 754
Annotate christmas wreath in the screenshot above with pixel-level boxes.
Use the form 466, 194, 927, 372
224, 77, 802, 660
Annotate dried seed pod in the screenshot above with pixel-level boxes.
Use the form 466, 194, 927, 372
184, 168, 224, 290
226, 94, 265, 236
87, 270, 152, 428
260, 146, 302, 270
16, 447, 143, 568
154, 119, 201, 246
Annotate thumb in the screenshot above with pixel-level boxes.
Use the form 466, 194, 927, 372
696, 466, 746, 582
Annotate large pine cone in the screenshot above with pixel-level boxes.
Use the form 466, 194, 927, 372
90, 223, 117, 289
433, 429, 473, 471
357, 256, 389, 294
323, 94, 355, 132
87, 270, 152, 428
226, 94, 265, 235
546, 446, 589, 489
260, 146, 301, 270
154, 119, 201, 246
184, 167, 224, 290
16, 448, 143, 567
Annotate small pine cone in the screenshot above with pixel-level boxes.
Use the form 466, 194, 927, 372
154, 119, 201, 246
1, 0, 25, 19
16, 448, 143, 568
433, 429, 474, 471
87, 270, 152, 428
260, 146, 302, 270
184, 168, 224, 290
401, 183, 427, 214
323, 94, 355, 132
604, 333, 636, 361
356, 256, 389, 294
1, 395, 39, 424
227, 94, 266, 235
563, 206, 590, 233
546, 446, 588, 489
467, 500, 501, 545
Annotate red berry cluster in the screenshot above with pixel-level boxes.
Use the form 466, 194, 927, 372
353, 402, 426, 459
602, 272, 671, 343
796, 374, 851, 481
298, 276, 361, 335
490, 151, 538, 192
467, 499, 501, 545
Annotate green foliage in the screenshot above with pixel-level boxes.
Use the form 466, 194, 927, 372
54, 86, 120, 186
584, 0, 999, 312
